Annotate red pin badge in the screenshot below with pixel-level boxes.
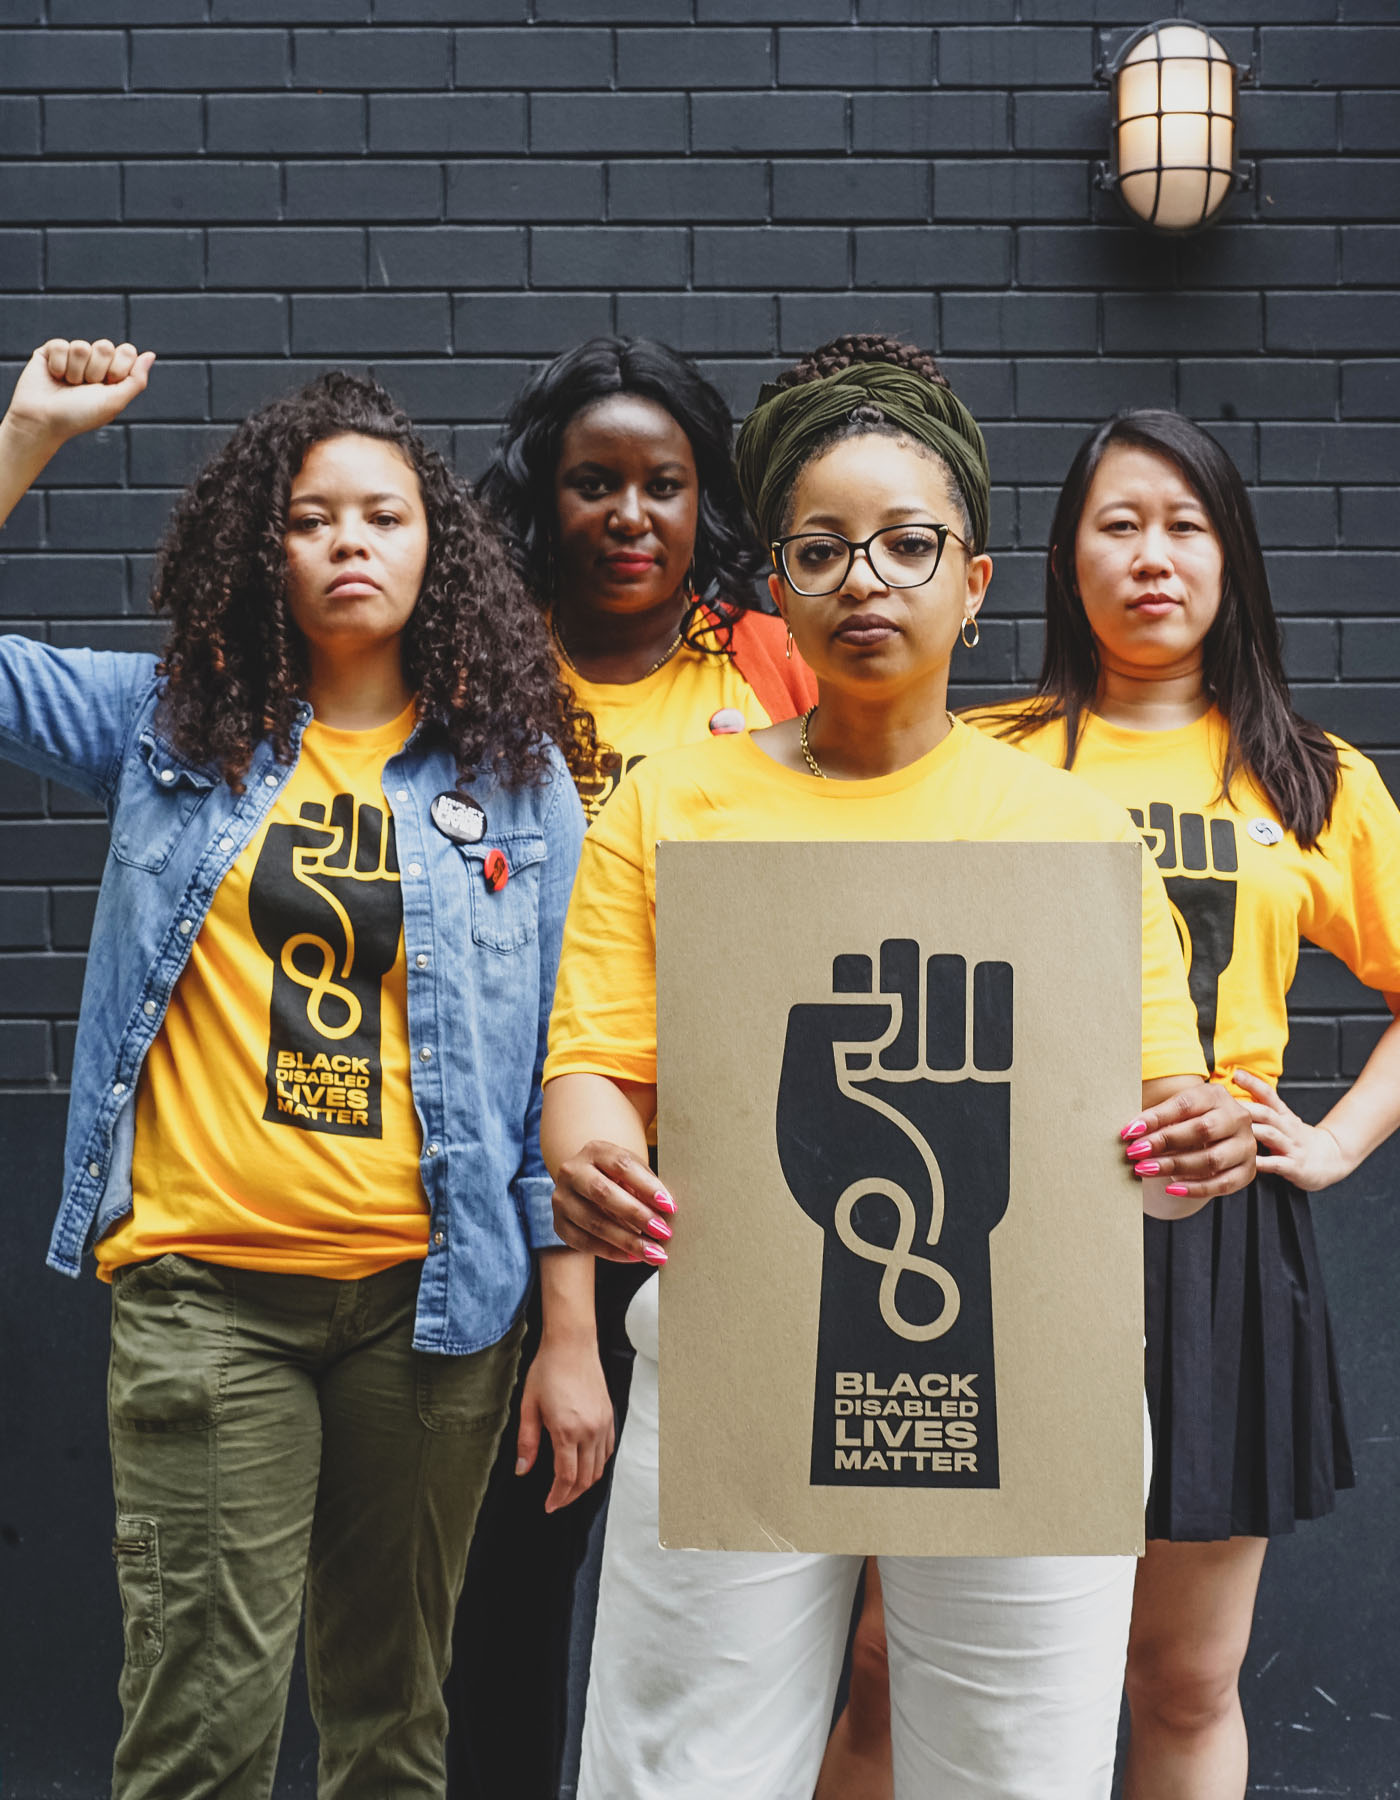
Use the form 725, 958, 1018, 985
482, 848, 509, 892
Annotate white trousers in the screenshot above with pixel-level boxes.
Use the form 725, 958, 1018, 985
579, 1280, 1139, 1800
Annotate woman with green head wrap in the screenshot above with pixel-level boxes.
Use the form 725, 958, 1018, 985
541, 335, 1256, 1799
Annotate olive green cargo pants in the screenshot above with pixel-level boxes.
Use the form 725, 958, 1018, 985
106, 1254, 521, 1800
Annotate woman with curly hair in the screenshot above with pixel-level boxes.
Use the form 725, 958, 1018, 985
542, 334, 1255, 1798
477, 335, 816, 819
448, 336, 816, 1800
0, 338, 611, 1799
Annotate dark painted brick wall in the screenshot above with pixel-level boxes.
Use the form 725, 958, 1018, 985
0, 7, 1397, 1796
1, 5, 1396, 1112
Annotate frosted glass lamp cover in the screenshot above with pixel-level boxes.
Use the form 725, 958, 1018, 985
1111, 22, 1239, 232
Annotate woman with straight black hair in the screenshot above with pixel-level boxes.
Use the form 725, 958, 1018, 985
448, 336, 815, 1800
977, 408, 1400, 1798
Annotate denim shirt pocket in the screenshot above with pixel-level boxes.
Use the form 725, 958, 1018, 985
459, 830, 547, 953
110, 731, 220, 874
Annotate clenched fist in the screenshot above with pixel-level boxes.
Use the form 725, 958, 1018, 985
4, 337, 156, 448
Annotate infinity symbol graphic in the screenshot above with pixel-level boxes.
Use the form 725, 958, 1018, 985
280, 932, 362, 1041
834, 1177, 961, 1342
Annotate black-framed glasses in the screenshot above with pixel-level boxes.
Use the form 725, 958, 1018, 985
771, 523, 968, 597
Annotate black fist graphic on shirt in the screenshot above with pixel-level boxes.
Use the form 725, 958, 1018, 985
249, 794, 403, 1138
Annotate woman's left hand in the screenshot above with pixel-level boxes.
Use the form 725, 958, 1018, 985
516, 1337, 616, 1515
1235, 1068, 1350, 1192
1124, 1079, 1256, 1216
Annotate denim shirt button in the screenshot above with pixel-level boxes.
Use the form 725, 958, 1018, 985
112, 1082, 126, 1096
142, 1001, 157, 1017
263, 774, 278, 788
159, 769, 174, 784
426, 1142, 440, 1157
178, 919, 193, 935
415, 953, 428, 969
395, 788, 409, 802
418, 1046, 433, 1062
432, 1229, 446, 1247
407, 862, 422, 878
219, 838, 234, 853
88, 1162, 101, 1179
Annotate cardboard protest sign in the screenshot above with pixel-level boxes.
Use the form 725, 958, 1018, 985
655, 841, 1146, 1558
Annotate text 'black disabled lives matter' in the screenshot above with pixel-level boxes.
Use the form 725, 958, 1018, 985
776, 940, 1013, 1490
249, 794, 403, 1138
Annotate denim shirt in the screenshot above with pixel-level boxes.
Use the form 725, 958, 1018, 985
0, 636, 586, 1355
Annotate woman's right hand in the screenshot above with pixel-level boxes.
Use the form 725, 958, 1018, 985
4, 338, 155, 449
551, 1139, 675, 1265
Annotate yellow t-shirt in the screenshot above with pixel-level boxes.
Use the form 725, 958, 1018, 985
102, 704, 428, 1278
562, 640, 773, 820
975, 707, 1400, 1091
544, 721, 1206, 1088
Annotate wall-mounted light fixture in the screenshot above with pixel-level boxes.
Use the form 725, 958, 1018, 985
1096, 21, 1253, 234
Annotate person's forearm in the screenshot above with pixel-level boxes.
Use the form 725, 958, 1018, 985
1315, 1001, 1400, 1178
0, 414, 60, 531
537, 1244, 599, 1349
540, 1070, 654, 1177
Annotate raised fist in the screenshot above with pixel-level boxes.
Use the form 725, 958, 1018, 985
776, 939, 1013, 1489
4, 338, 155, 446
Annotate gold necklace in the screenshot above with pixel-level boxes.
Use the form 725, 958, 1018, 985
553, 614, 684, 681
798, 706, 959, 780
798, 706, 826, 779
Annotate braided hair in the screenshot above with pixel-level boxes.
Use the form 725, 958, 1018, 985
761, 334, 975, 545
774, 332, 950, 392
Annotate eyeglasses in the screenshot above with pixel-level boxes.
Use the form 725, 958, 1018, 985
771, 523, 968, 597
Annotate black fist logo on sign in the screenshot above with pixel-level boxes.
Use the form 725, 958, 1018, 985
776, 940, 1012, 1489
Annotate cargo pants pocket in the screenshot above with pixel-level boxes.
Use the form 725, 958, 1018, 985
113, 1515, 163, 1668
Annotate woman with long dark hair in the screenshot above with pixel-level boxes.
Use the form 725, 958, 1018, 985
978, 409, 1400, 1798
0, 338, 611, 1797
541, 338, 1256, 1799
477, 335, 816, 817
449, 335, 816, 1800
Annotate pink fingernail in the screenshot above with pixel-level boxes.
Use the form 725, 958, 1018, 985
1121, 1119, 1147, 1141
646, 1216, 672, 1241
1132, 1160, 1161, 1177
1165, 1183, 1190, 1197
653, 1190, 677, 1215
639, 1241, 668, 1264
1127, 1139, 1153, 1158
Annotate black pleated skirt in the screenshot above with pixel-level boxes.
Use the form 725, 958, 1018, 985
1143, 1171, 1355, 1541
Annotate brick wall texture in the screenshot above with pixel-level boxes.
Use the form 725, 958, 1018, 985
1, 3, 1397, 1108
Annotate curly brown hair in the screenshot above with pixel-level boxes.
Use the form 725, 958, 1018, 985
773, 332, 949, 391
150, 371, 594, 790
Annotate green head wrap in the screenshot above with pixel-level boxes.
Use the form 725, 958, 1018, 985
734, 363, 991, 555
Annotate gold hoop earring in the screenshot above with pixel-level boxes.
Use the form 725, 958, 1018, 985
785, 626, 793, 660
960, 615, 980, 650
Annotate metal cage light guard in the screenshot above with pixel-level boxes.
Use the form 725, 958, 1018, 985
1095, 20, 1255, 235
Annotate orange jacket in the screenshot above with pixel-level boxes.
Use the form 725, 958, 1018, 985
724, 607, 818, 722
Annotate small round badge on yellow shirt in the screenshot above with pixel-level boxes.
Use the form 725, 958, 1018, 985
1248, 817, 1283, 846
431, 791, 487, 845
708, 708, 746, 735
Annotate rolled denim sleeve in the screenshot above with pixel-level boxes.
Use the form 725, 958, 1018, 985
511, 751, 586, 1250
0, 635, 156, 802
